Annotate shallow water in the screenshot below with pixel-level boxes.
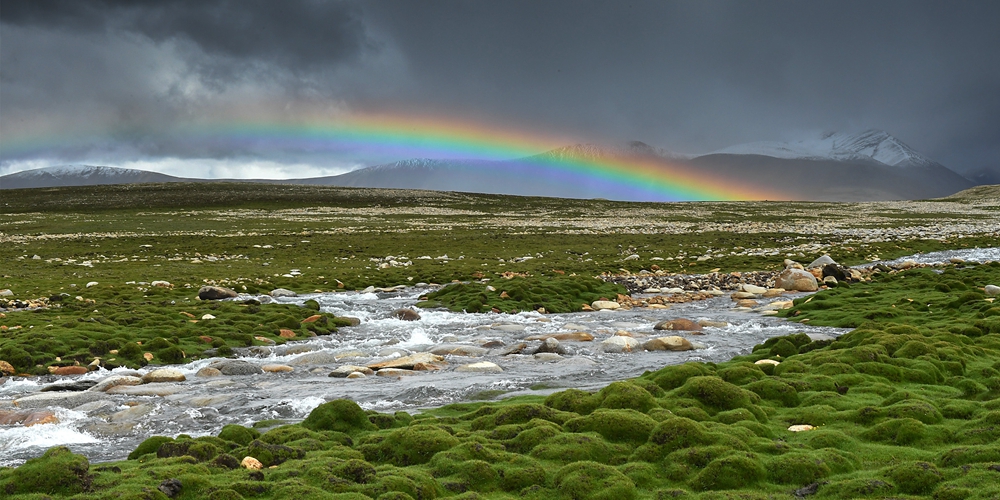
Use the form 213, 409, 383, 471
4, 246, 995, 467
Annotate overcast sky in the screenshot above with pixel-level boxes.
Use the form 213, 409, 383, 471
1, 0, 998, 178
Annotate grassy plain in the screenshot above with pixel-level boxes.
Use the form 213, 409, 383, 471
1, 183, 1000, 499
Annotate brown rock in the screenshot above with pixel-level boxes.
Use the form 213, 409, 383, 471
368, 352, 444, 370
0, 360, 15, 375
261, 364, 294, 373
736, 299, 758, 307
180, 311, 196, 318
302, 314, 323, 323
412, 362, 444, 371
653, 319, 703, 332
762, 289, 785, 298
391, 308, 421, 321
53, 366, 89, 376
143, 352, 154, 361
241, 456, 263, 470
142, 368, 186, 383
0, 410, 59, 426
775, 268, 819, 292
279, 329, 296, 338
698, 320, 729, 328
376, 368, 420, 377
198, 286, 237, 300
643, 336, 694, 351
196, 367, 222, 377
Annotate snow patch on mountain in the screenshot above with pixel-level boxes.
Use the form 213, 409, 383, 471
704, 130, 936, 168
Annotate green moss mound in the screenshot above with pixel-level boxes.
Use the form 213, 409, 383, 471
0, 446, 91, 496
416, 275, 626, 313
302, 399, 378, 434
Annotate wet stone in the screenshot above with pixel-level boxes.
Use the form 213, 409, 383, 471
208, 360, 263, 376
329, 365, 375, 378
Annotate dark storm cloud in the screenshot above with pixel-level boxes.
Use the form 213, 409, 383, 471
1, 0, 371, 70
1, 0, 998, 175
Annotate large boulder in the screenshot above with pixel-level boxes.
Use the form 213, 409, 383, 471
775, 268, 819, 292
198, 286, 237, 300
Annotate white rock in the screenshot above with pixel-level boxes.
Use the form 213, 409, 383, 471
601, 336, 642, 353
201, 314, 216, 320
739, 284, 767, 294
985, 285, 1000, 297
89, 375, 144, 392
755, 359, 780, 365
455, 361, 503, 373
591, 300, 620, 311
86, 282, 99, 288
0, 289, 12, 296
141, 368, 186, 383
346, 371, 366, 379
788, 424, 815, 432
807, 255, 838, 269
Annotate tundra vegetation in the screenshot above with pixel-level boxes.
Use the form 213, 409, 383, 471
1, 183, 999, 499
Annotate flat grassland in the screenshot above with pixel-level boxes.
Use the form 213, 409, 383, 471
1, 183, 999, 499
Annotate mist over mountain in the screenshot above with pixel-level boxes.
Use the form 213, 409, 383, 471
0, 130, 983, 201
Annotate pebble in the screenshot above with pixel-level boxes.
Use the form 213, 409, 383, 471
329, 365, 375, 378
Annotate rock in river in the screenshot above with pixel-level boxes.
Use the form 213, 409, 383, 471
775, 268, 819, 292
368, 352, 444, 370
455, 361, 503, 373
643, 336, 694, 351
391, 308, 421, 321
601, 336, 642, 353
653, 319, 703, 332
208, 360, 263, 376
142, 368, 186, 383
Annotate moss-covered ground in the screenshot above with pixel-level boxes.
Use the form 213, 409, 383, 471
2, 183, 1000, 498
2, 261, 999, 499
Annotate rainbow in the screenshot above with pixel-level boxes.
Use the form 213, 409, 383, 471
1, 111, 787, 201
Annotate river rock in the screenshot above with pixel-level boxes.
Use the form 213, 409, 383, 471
498, 343, 528, 355
142, 368, 186, 383
643, 336, 693, 351
602, 335, 642, 353
208, 360, 263, 376
261, 364, 294, 373
346, 371, 366, 379
739, 284, 767, 294
328, 365, 375, 377
198, 286, 237, 300
376, 368, 419, 377
731, 291, 756, 300
391, 308, 421, 321
822, 264, 849, 282
762, 288, 786, 297
524, 332, 594, 342
591, 300, 620, 311
807, 255, 838, 269
698, 320, 728, 328
89, 375, 143, 392
533, 353, 564, 361
369, 352, 444, 370
108, 384, 184, 396
532, 338, 566, 355
985, 285, 1000, 296
492, 324, 526, 332
110, 404, 154, 422
455, 361, 503, 373
775, 268, 819, 292
0, 409, 59, 426
41, 380, 98, 392
270, 288, 297, 297
429, 344, 489, 357
288, 351, 342, 366
14, 391, 106, 409
52, 366, 89, 376
196, 367, 222, 377
653, 319, 703, 332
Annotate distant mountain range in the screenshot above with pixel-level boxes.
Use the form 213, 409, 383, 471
1, 130, 992, 201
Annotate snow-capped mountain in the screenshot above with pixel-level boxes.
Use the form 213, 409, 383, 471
0, 165, 186, 189
704, 129, 936, 168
